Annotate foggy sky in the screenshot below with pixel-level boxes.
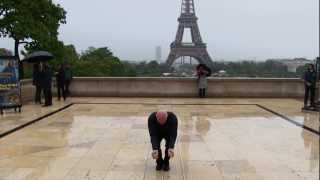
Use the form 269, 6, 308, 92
0, 0, 319, 61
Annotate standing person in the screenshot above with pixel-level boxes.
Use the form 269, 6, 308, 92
55, 64, 66, 101
32, 63, 42, 104
148, 111, 178, 171
42, 63, 53, 107
303, 64, 317, 110
196, 64, 210, 98
64, 64, 73, 96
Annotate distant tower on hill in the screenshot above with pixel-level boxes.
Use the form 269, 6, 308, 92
156, 46, 162, 63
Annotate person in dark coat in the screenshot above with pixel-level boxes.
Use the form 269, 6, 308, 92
32, 63, 42, 104
55, 64, 66, 101
303, 64, 317, 109
148, 111, 178, 171
64, 64, 73, 96
41, 63, 53, 106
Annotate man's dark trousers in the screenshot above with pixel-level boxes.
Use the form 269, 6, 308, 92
44, 88, 52, 106
305, 85, 316, 107
156, 139, 171, 166
57, 84, 66, 100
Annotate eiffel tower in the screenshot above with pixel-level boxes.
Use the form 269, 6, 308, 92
166, 0, 214, 70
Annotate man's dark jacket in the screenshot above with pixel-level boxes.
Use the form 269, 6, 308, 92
304, 70, 317, 87
41, 67, 52, 89
148, 112, 178, 150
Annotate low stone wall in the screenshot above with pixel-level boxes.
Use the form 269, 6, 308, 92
68, 77, 307, 98
21, 79, 35, 103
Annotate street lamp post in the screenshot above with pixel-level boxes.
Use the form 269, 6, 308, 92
316, 57, 320, 107
316, 57, 320, 103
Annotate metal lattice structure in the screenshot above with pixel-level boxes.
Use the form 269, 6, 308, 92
165, 0, 214, 70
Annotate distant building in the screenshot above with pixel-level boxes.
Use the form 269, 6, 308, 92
277, 58, 312, 73
155, 46, 162, 63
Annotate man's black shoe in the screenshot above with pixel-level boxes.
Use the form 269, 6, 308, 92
163, 162, 170, 171
156, 163, 163, 171
302, 106, 309, 110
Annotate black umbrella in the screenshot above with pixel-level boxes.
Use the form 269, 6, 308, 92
197, 63, 212, 76
22, 51, 54, 63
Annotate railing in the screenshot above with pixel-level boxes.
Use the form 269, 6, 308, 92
68, 77, 307, 98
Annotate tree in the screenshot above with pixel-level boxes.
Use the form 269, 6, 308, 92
72, 46, 129, 77
0, 0, 66, 57
80, 47, 114, 61
134, 61, 162, 76
26, 40, 79, 68
0, 0, 66, 77
0, 48, 12, 56
296, 65, 307, 78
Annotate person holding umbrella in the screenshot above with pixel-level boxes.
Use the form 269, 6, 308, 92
23, 51, 54, 106
41, 63, 53, 106
196, 64, 211, 98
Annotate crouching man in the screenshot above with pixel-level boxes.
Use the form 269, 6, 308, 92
148, 111, 178, 171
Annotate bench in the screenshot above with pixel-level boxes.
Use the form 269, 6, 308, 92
0, 103, 22, 115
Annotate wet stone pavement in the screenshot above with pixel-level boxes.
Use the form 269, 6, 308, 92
0, 98, 318, 180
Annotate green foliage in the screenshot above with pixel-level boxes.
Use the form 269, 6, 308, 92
122, 61, 137, 77
23, 41, 79, 77
212, 60, 300, 78
80, 47, 113, 61
0, 48, 12, 56
296, 65, 307, 78
71, 47, 134, 77
134, 61, 162, 76
23, 66, 33, 79
0, 0, 67, 56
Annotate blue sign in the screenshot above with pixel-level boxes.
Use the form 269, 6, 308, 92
0, 56, 21, 105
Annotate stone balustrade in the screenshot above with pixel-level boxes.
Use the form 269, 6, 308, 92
21, 77, 320, 101
69, 77, 307, 98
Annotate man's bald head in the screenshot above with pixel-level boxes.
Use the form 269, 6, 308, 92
156, 111, 168, 125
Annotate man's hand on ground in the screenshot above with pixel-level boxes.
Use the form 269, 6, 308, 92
168, 148, 174, 158
152, 150, 159, 159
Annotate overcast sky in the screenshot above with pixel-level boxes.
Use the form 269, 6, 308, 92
0, 0, 319, 61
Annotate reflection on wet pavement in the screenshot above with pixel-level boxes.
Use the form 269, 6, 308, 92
0, 99, 319, 180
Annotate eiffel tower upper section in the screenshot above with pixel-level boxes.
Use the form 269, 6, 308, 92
166, 0, 213, 69
181, 0, 196, 15
172, 0, 206, 48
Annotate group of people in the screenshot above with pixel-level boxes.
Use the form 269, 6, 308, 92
32, 63, 72, 107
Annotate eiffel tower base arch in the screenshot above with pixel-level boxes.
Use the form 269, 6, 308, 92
165, 46, 214, 71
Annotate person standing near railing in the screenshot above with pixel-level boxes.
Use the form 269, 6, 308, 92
303, 64, 317, 110
196, 64, 211, 98
41, 63, 53, 107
